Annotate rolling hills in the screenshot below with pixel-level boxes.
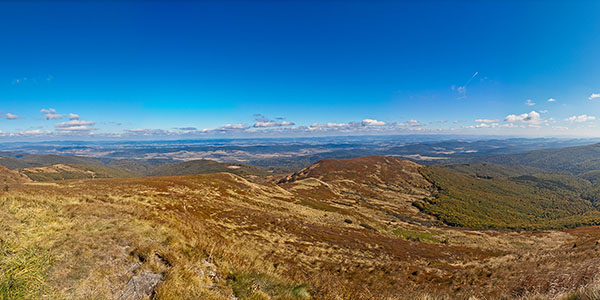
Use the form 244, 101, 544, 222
4, 155, 600, 299
0, 165, 31, 185
6, 142, 600, 298
4, 150, 600, 231
0, 154, 274, 182
20, 164, 137, 181
483, 142, 600, 174
148, 159, 272, 177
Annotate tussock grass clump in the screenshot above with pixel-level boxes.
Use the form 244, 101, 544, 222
557, 281, 600, 300
227, 271, 311, 300
0, 243, 53, 300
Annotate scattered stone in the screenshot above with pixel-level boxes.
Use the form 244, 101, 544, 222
125, 262, 141, 274
118, 272, 163, 300
360, 223, 376, 231
197, 259, 219, 282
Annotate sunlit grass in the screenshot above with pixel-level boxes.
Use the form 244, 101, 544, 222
0, 244, 53, 300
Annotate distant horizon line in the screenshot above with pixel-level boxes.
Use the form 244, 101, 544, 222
1, 133, 600, 145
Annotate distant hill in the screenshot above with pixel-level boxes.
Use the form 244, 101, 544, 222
279, 156, 429, 188
0, 156, 37, 169
279, 156, 600, 230
21, 164, 137, 181
0, 165, 31, 185
417, 166, 600, 229
148, 159, 272, 177
277, 156, 436, 226
105, 159, 165, 176
14, 154, 106, 166
0, 153, 274, 181
483, 143, 600, 174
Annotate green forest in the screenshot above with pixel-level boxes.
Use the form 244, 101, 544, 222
416, 164, 600, 230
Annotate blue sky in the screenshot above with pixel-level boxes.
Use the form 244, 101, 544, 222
1, 0, 600, 140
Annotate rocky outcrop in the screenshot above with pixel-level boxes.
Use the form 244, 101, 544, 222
118, 271, 163, 300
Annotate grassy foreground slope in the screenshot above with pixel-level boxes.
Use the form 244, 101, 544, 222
4, 157, 600, 299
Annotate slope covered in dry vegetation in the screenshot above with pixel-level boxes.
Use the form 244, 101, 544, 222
3, 156, 600, 299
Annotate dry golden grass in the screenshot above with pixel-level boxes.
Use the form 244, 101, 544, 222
3, 158, 600, 299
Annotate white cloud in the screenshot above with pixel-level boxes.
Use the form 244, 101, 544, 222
310, 122, 348, 129
589, 93, 600, 100
361, 119, 386, 126
547, 98, 556, 102
124, 128, 176, 136
475, 119, 499, 123
565, 114, 596, 123
504, 111, 543, 124
123, 126, 223, 137
251, 115, 295, 128
55, 120, 95, 127
5, 113, 19, 120
40, 108, 63, 120
69, 113, 80, 120
306, 119, 424, 132
17, 129, 52, 136
218, 124, 249, 130
463, 122, 503, 129
54, 119, 96, 133
505, 111, 541, 123
499, 123, 523, 128
396, 120, 424, 127
253, 120, 294, 128
525, 99, 536, 106
55, 126, 94, 132
553, 126, 568, 130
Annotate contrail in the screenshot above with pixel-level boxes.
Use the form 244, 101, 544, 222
465, 71, 479, 86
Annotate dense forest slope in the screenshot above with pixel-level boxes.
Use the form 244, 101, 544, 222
418, 166, 600, 229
